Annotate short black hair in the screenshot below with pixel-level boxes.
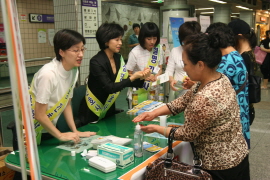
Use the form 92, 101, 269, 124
183, 33, 222, 69
228, 19, 257, 49
205, 22, 235, 48
179, 21, 201, 45
96, 23, 124, 50
53, 29, 85, 61
132, 23, 140, 30
138, 22, 160, 49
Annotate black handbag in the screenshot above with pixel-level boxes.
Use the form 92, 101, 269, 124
144, 128, 212, 180
248, 74, 261, 103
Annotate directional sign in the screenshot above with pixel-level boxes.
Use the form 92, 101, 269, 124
29, 13, 54, 23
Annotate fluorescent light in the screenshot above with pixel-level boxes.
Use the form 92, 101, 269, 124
209, 0, 227, 4
195, 7, 214, 10
201, 12, 214, 14
236, 6, 253, 10
231, 13, 240, 14
231, 16, 239, 18
151, 0, 163, 3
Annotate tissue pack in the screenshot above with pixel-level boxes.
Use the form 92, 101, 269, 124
97, 143, 134, 169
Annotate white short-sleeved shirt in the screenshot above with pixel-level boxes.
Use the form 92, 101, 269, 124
32, 58, 78, 127
165, 46, 187, 81
126, 45, 163, 72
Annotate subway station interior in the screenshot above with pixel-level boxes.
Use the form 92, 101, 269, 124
0, 0, 270, 179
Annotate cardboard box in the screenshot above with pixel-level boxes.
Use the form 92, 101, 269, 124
0, 148, 15, 180
97, 143, 134, 169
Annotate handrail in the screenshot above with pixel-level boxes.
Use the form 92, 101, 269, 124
0, 57, 52, 65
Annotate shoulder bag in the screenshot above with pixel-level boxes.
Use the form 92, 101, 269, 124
254, 46, 267, 65
144, 127, 212, 180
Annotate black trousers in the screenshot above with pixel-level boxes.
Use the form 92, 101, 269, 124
206, 155, 250, 180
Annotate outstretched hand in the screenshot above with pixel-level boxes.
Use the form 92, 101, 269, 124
132, 112, 156, 123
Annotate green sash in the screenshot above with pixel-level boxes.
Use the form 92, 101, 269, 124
137, 44, 161, 103
29, 68, 78, 145
85, 55, 128, 120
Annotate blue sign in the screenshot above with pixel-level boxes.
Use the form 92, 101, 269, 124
169, 17, 184, 47
29, 14, 54, 23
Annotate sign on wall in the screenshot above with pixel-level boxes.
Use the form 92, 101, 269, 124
82, 0, 98, 38
29, 14, 54, 23
169, 17, 184, 48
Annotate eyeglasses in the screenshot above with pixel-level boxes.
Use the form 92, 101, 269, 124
67, 47, 87, 54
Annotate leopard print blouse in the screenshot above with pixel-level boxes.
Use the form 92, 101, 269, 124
167, 74, 249, 171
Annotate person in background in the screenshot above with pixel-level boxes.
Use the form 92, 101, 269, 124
128, 23, 140, 50
228, 19, 257, 126
30, 29, 96, 144
259, 30, 270, 89
205, 22, 250, 149
165, 21, 201, 101
133, 33, 250, 180
126, 22, 163, 103
79, 23, 150, 123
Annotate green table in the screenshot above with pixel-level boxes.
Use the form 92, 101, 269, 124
5, 111, 184, 180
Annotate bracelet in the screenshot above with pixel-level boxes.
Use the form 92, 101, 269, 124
163, 127, 167, 137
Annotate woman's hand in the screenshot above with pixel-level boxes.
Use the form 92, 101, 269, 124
130, 68, 151, 81
182, 77, 195, 89
141, 68, 151, 80
133, 112, 156, 122
58, 132, 81, 143
145, 74, 157, 82
76, 131, 96, 137
139, 124, 161, 133
170, 79, 178, 91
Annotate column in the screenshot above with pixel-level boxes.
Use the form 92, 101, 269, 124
240, 11, 255, 27
213, 4, 231, 24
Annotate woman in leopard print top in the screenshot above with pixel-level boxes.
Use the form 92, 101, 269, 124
133, 33, 249, 180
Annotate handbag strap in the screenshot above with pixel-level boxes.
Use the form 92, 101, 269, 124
236, 72, 248, 95
164, 127, 178, 168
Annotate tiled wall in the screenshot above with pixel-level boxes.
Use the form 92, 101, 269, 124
54, 0, 102, 85
17, 0, 55, 60
102, 2, 160, 60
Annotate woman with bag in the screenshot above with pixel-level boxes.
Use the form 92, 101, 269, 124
133, 33, 250, 180
259, 30, 270, 89
228, 19, 260, 126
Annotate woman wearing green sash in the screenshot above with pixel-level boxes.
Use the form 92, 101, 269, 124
79, 23, 150, 123
126, 22, 163, 102
30, 29, 96, 144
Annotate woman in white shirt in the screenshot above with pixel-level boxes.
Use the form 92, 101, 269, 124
165, 21, 201, 101
126, 22, 163, 103
31, 29, 95, 144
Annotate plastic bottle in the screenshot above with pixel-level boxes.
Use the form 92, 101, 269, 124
149, 86, 156, 101
132, 88, 138, 107
158, 85, 164, 102
134, 123, 143, 157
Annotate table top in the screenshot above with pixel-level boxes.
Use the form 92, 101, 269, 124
5, 111, 184, 180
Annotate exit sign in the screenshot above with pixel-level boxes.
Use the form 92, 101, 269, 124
29, 14, 54, 23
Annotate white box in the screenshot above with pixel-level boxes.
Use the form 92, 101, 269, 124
97, 143, 134, 169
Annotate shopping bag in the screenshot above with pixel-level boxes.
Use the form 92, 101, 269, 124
254, 46, 267, 65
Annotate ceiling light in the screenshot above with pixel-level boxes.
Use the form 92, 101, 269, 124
208, 0, 227, 4
236, 6, 253, 10
151, 0, 163, 3
231, 16, 239, 18
201, 12, 214, 14
195, 8, 214, 10
231, 13, 240, 14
